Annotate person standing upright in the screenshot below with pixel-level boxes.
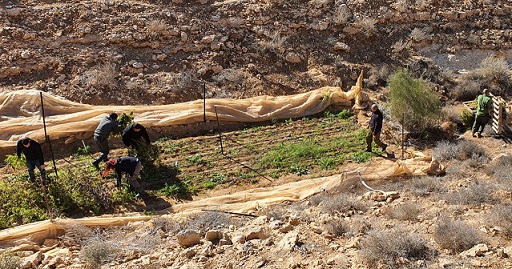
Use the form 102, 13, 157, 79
16, 137, 46, 184
92, 112, 121, 169
366, 104, 387, 152
472, 88, 492, 138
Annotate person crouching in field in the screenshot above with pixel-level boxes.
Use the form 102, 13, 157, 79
16, 137, 47, 184
102, 156, 147, 197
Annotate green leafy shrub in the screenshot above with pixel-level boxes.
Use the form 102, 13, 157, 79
460, 109, 475, 130
389, 69, 441, 134
4, 154, 26, 169
117, 111, 134, 132
0, 179, 48, 229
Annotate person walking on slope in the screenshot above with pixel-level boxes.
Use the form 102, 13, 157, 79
102, 156, 146, 197
366, 104, 387, 152
122, 123, 151, 152
16, 137, 47, 184
92, 113, 121, 170
472, 88, 492, 138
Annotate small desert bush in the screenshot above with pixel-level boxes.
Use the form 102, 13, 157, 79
81, 237, 119, 267
360, 226, 431, 268
434, 219, 483, 253
353, 17, 377, 35
0, 252, 20, 269
333, 4, 352, 25
318, 192, 367, 215
324, 218, 348, 237
258, 32, 288, 54
183, 211, 232, 232
392, 39, 411, 54
81, 63, 118, 90
389, 69, 441, 134
489, 205, 512, 237
408, 176, 446, 197
444, 182, 494, 205
409, 27, 430, 42
152, 216, 180, 234
459, 109, 475, 129
452, 80, 481, 101
434, 140, 488, 162
263, 205, 288, 221
486, 155, 512, 181
146, 19, 168, 37
387, 202, 421, 222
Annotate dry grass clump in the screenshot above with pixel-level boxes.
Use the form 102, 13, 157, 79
434, 218, 483, 253
258, 32, 288, 54
486, 155, 512, 180
323, 218, 349, 237
360, 226, 431, 268
444, 182, 494, 205
387, 202, 421, 222
81, 63, 118, 90
81, 236, 119, 267
408, 176, 446, 197
353, 17, 377, 35
182, 211, 232, 232
434, 140, 488, 162
409, 27, 430, 42
262, 205, 288, 221
146, 19, 168, 37
333, 4, 352, 25
489, 205, 512, 237
312, 192, 367, 215
152, 216, 180, 234
0, 252, 20, 269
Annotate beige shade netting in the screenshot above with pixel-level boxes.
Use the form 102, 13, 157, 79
0, 72, 444, 246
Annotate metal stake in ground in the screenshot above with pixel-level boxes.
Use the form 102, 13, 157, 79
39, 91, 54, 221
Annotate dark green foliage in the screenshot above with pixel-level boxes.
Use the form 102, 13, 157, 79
389, 69, 441, 133
4, 154, 26, 169
117, 111, 134, 132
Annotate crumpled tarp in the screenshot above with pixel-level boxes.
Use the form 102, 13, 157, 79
0, 152, 444, 247
0, 72, 365, 151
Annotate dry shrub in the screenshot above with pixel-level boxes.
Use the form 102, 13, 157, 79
444, 182, 494, 205
262, 205, 288, 221
183, 211, 232, 232
152, 216, 180, 233
333, 4, 352, 25
392, 39, 411, 53
434, 140, 488, 162
353, 17, 376, 35
486, 155, 512, 181
81, 236, 119, 267
60, 223, 94, 247
489, 205, 512, 237
408, 176, 446, 197
434, 219, 483, 253
146, 19, 168, 37
317, 192, 367, 215
258, 32, 288, 54
81, 63, 118, 90
0, 252, 20, 269
324, 218, 348, 237
360, 226, 431, 268
452, 79, 481, 101
388, 202, 421, 222
409, 28, 430, 42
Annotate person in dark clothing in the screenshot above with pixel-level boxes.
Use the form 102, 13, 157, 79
102, 156, 145, 196
92, 113, 121, 170
122, 123, 150, 150
16, 138, 46, 184
366, 104, 387, 152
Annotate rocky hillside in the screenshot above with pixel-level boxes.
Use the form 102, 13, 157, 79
1, 0, 511, 106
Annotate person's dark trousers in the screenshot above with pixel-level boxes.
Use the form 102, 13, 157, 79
472, 114, 490, 135
26, 159, 46, 184
92, 135, 110, 166
366, 130, 387, 151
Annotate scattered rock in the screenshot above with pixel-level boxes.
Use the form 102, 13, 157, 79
177, 230, 202, 248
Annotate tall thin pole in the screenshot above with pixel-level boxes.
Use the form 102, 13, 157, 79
40, 92, 58, 176
401, 113, 404, 160
203, 84, 206, 122
39, 92, 54, 221
214, 106, 224, 155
